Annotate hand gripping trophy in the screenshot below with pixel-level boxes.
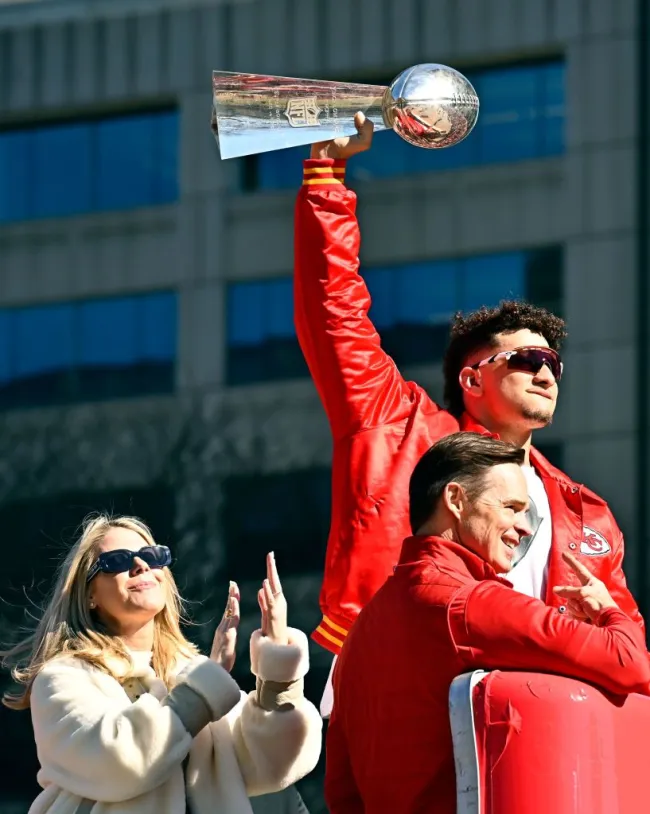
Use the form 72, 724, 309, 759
210, 64, 479, 159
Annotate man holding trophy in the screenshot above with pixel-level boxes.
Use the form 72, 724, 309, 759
212, 63, 645, 720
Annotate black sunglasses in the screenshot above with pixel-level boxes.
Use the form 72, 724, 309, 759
87, 545, 172, 583
470, 346, 563, 382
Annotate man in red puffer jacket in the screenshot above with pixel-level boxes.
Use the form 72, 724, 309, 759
294, 113, 645, 716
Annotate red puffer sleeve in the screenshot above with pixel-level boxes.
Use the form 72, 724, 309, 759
294, 158, 424, 442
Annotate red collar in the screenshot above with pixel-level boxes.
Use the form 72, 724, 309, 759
398, 535, 512, 586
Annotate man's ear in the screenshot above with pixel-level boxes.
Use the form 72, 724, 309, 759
442, 482, 465, 521
459, 366, 483, 399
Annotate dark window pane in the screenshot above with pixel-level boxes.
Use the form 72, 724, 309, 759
96, 114, 156, 210
0, 292, 176, 409
141, 291, 177, 361
526, 246, 563, 315
541, 62, 565, 155
462, 252, 526, 312
365, 267, 396, 329
228, 246, 563, 384
348, 134, 412, 181
267, 278, 295, 340
0, 109, 177, 223
153, 110, 180, 203
258, 145, 306, 190
0, 131, 32, 221
32, 123, 92, 218
79, 297, 139, 367
476, 67, 539, 163
227, 282, 266, 346
222, 468, 331, 578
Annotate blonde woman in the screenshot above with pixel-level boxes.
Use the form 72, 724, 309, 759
1, 515, 322, 814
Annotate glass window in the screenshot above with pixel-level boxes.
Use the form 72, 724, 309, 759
154, 110, 180, 204
462, 252, 526, 312
541, 62, 565, 156
32, 123, 93, 218
246, 60, 565, 189
0, 130, 32, 221
96, 114, 156, 211
226, 279, 307, 385
476, 67, 539, 163
226, 246, 563, 384
0, 292, 177, 409
141, 292, 177, 360
0, 108, 178, 223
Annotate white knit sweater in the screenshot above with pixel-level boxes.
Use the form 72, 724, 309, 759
27, 628, 322, 814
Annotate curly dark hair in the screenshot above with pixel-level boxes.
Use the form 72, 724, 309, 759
442, 300, 567, 417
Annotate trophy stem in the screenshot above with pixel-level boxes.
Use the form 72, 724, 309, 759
212, 71, 389, 159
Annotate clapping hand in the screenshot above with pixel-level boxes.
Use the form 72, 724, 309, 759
210, 581, 240, 673
258, 552, 288, 645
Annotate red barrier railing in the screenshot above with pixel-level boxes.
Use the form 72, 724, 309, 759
450, 670, 650, 814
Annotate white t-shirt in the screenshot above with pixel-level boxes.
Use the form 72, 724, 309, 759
505, 465, 553, 600
319, 464, 554, 718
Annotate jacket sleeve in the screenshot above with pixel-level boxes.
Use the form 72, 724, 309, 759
605, 525, 646, 634
294, 159, 429, 441
226, 628, 323, 797
30, 655, 242, 802
449, 581, 650, 696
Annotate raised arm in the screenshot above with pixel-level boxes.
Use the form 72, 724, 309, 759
294, 114, 428, 441
450, 580, 650, 696
226, 553, 322, 795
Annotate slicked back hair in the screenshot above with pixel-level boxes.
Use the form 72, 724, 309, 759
409, 432, 525, 534
442, 300, 567, 417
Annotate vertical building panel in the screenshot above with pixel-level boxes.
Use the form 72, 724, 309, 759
485, 0, 519, 52
231, 0, 262, 72
323, 0, 355, 74
421, 0, 455, 63
8, 28, 35, 111
169, 8, 195, 91
456, 0, 487, 56
260, 0, 290, 77
289, 0, 320, 76
134, 13, 162, 97
358, 0, 385, 70
105, 18, 129, 100
386, 0, 417, 68
41, 23, 66, 108
518, 0, 550, 48
196, 6, 224, 92
71, 19, 98, 104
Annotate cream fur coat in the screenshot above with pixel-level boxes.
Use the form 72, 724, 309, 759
27, 628, 322, 813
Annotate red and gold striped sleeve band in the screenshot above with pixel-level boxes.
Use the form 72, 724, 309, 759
302, 159, 346, 186
312, 614, 350, 654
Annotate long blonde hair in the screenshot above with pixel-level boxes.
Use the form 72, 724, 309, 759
1, 514, 198, 710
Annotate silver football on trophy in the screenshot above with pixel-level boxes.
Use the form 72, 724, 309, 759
212, 63, 479, 160
382, 64, 479, 149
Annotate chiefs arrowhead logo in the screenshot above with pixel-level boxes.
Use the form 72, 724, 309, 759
580, 527, 611, 556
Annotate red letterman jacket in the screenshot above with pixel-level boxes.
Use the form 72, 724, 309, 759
294, 158, 645, 654
325, 536, 650, 814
